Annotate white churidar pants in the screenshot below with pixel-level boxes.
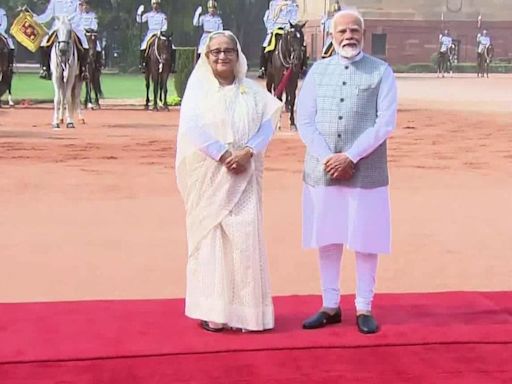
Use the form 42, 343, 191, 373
318, 243, 378, 312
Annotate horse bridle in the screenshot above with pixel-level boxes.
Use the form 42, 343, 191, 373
154, 33, 171, 73
278, 29, 302, 69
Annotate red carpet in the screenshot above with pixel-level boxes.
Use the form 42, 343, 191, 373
1, 292, 511, 383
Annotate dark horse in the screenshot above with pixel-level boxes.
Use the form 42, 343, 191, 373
0, 35, 14, 107
84, 30, 103, 109
145, 32, 176, 111
266, 22, 306, 130
477, 44, 494, 78
437, 43, 455, 78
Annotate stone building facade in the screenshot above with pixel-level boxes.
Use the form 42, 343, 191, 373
297, 0, 512, 64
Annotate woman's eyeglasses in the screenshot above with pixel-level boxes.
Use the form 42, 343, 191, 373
208, 48, 237, 58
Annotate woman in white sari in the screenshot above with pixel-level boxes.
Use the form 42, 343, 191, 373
176, 31, 281, 332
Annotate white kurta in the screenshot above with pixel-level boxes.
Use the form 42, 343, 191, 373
297, 52, 397, 254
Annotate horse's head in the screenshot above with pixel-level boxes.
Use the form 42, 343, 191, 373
282, 21, 307, 68
85, 30, 98, 60
54, 16, 73, 59
156, 32, 174, 63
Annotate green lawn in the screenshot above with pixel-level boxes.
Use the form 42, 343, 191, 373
10, 73, 177, 101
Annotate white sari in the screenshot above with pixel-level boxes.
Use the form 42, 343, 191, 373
176, 32, 281, 331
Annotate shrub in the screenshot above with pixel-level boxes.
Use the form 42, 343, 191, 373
174, 47, 196, 99
406, 63, 437, 73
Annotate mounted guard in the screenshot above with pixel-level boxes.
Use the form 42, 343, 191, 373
78, 0, 102, 70
320, 1, 341, 58
0, 7, 16, 106
0, 7, 15, 73
78, 0, 103, 108
476, 30, 493, 78
34, 0, 90, 80
193, 0, 223, 58
258, 0, 300, 79
136, 0, 168, 73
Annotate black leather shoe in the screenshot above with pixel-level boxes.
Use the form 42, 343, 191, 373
302, 308, 342, 329
356, 314, 379, 334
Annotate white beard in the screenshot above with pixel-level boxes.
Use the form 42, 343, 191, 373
333, 40, 364, 59
338, 45, 361, 59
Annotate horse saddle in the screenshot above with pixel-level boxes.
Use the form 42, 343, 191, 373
264, 28, 285, 53
44, 30, 85, 52
144, 33, 171, 57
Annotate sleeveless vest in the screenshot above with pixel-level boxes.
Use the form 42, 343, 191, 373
303, 54, 390, 189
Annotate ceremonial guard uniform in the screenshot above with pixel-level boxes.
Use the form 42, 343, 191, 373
476, 29, 491, 54
321, 1, 340, 58
0, 7, 15, 70
136, 0, 168, 72
258, 0, 299, 78
193, 0, 223, 56
35, 0, 89, 79
78, 1, 102, 69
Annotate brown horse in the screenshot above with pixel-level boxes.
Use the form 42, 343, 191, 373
477, 44, 494, 78
84, 31, 103, 109
144, 32, 175, 111
0, 35, 13, 107
266, 22, 306, 130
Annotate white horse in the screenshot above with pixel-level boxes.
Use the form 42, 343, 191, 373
50, 16, 84, 129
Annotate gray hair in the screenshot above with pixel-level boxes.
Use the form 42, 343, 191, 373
330, 7, 365, 32
205, 31, 239, 53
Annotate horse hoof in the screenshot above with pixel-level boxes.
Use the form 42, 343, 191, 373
87, 103, 94, 110
290, 124, 297, 131
52, 123, 60, 129
66, 122, 75, 129
59, 118, 64, 124
79, 118, 86, 124
152, 107, 159, 112
144, 105, 150, 111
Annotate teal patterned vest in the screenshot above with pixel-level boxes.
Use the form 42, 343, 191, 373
303, 54, 389, 189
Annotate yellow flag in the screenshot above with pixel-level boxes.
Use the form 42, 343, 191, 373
10, 11, 48, 53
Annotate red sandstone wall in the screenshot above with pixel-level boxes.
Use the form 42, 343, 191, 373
304, 19, 512, 65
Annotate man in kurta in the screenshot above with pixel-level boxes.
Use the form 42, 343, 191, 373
296, 8, 397, 334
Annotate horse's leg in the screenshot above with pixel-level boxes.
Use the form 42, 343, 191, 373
94, 73, 100, 108
8, 74, 14, 107
152, 73, 159, 111
52, 78, 61, 129
76, 79, 85, 124
64, 79, 75, 128
163, 73, 169, 111
145, 71, 150, 110
288, 81, 297, 131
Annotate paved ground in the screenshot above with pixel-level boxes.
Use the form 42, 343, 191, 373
0, 75, 511, 302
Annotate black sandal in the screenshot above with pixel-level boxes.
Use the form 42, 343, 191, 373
199, 320, 224, 332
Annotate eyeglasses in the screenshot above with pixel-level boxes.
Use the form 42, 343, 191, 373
208, 48, 237, 58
